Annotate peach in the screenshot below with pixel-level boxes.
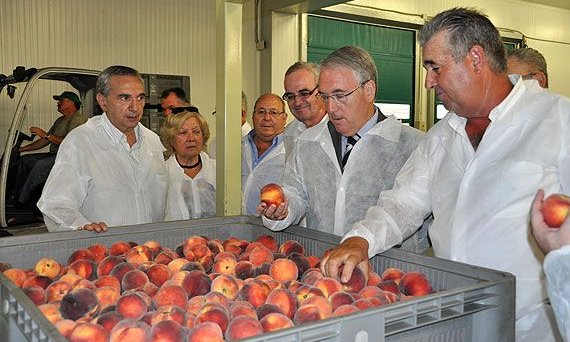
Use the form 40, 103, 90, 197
116, 291, 148, 321
237, 280, 271, 309
229, 301, 257, 320
38, 303, 63, 324
143, 263, 171, 287
186, 295, 205, 316
96, 255, 124, 278
204, 291, 230, 308
95, 311, 123, 333
260, 183, 285, 206
353, 298, 376, 310
194, 302, 230, 334
95, 286, 120, 311
68, 322, 109, 342
378, 280, 400, 295
278, 240, 305, 256
180, 270, 212, 298
109, 241, 132, 256
256, 303, 283, 320
328, 291, 355, 311
151, 305, 187, 326
265, 288, 297, 319
73, 278, 97, 291
46, 280, 73, 303
143, 282, 159, 297
125, 245, 153, 266
68, 259, 97, 281
153, 249, 178, 265
225, 315, 263, 340
154, 284, 188, 310
214, 251, 237, 262
233, 260, 253, 280
3, 268, 27, 287
260, 312, 294, 332
110, 262, 135, 283
167, 258, 190, 273
147, 320, 185, 341
210, 274, 239, 300
314, 277, 343, 298
181, 261, 206, 273
332, 304, 360, 317
301, 269, 324, 286
294, 284, 325, 304
143, 240, 162, 258
59, 273, 82, 287
542, 193, 570, 227
55, 319, 77, 338
34, 257, 62, 280
268, 258, 298, 282
254, 262, 271, 277
294, 296, 332, 325
60, 288, 100, 320
207, 240, 224, 254
367, 271, 382, 286
121, 269, 149, 292
188, 321, 224, 342
87, 243, 109, 263
306, 255, 320, 269
338, 265, 366, 293
378, 290, 399, 304
255, 234, 279, 253
382, 267, 404, 284
67, 249, 95, 264
400, 272, 433, 296
358, 285, 384, 298
23, 285, 47, 305
109, 319, 150, 341
211, 256, 237, 276
22, 274, 52, 289
94, 275, 121, 292
288, 252, 310, 277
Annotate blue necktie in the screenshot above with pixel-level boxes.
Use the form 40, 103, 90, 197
342, 133, 360, 167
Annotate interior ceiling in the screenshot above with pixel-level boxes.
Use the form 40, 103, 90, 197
522, 0, 570, 10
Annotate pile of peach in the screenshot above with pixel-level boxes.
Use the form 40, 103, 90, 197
1, 235, 433, 342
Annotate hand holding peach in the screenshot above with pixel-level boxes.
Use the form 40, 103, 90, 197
531, 189, 570, 254
257, 184, 289, 220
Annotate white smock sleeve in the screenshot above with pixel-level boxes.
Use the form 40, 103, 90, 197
342, 142, 433, 258
544, 245, 570, 341
37, 139, 91, 231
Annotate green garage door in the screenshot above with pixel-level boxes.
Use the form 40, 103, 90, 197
308, 16, 416, 126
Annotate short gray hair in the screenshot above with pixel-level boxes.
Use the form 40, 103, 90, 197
508, 47, 548, 85
321, 46, 377, 87
419, 7, 507, 73
285, 62, 320, 83
96, 65, 143, 96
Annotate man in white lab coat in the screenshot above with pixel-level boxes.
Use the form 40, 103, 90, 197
320, 8, 570, 342
38, 65, 168, 232
241, 93, 287, 215
258, 46, 427, 253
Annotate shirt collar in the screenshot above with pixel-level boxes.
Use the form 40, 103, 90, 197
101, 113, 142, 147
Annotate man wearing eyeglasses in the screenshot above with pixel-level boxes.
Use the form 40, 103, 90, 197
282, 62, 327, 159
257, 46, 427, 253
160, 87, 188, 116
242, 93, 287, 215
507, 47, 548, 88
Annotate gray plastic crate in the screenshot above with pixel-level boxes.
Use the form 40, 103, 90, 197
0, 216, 515, 341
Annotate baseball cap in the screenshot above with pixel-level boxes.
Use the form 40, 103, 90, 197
53, 91, 81, 106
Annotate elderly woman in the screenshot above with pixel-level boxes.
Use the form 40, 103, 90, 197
161, 110, 216, 220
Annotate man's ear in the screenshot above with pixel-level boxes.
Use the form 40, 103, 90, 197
468, 45, 486, 72
364, 80, 377, 102
534, 71, 548, 88
96, 93, 107, 112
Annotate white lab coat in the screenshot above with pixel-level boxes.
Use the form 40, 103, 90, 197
283, 119, 307, 161
345, 78, 570, 341
545, 245, 570, 341
263, 115, 427, 252
241, 135, 286, 215
38, 113, 168, 231
165, 151, 216, 220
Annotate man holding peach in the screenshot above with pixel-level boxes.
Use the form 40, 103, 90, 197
320, 8, 570, 342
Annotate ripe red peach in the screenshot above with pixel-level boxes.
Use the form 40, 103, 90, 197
38, 303, 63, 324
109, 262, 135, 283
294, 284, 325, 304
3, 268, 27, 287
328, 290, 355, 311
125, 245, 153, 266
378, 280, 400, 295
68, 322, 109, 342
60, 288, 100, 321
54, 319, 77, 338
367, 270, 382, 286
358, 285, 384, 298
288, 252, 310, 277
194, 302, 230, 334
96, 255, 125, 278
188, 321, 224, 342
225, 315, 263, 340
237, 280, 271, 309
306, 255, 320, 269
260, 183, 285, 207
87, 243, 109, 263
180, 270, 212, 298
167, 258, 190, 273
95, 286, 120, 311
399, 272, 433, 296
68, 259, 97, 281
109, 319, 150, 341
339, 265, 366, 293
265, 288, 297, 319
353, 298, 376, 310
153, 249, 178, 265
147, 319, 185, 341
260, 312, 294, 332
143, 240, 163, 258
46, 280, 73, 303
256, 303, 283, 320
58, 273, 82, 287
73, 278, 97, 291
278, 240, 305, 256
109, 241, 132, 257
332, 304, 360, 317
94, 311, 123, 333
268, 258, 298, 283
94, 275, 121, 292
154, 284, 188, 310
23, 285, 47, 305
116, 291, 148, 321
181, 261, 206, 273
382, 267, 404, 284
121, 269, 149, 292
186, 295, 205, 316
207, 240, 224, 254
34, 258, 62, 280
314, 277, 343, 298
301, 269, 325, 286
67, 249, 95, 264
212, 256, 237, 276
22, 274, 52, 289
210, 274, 239, 300
255, 234, 279, 253
229, 301, 257, 320
151, 305, 187, 326
294, 297, 332, 325
542, 193, 570, 227
204, 291, 230, 308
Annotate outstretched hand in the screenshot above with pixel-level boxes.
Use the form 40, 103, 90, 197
320, 236, 369, 283
256, 197, 289, 220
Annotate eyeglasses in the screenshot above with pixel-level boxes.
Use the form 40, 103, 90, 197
282, 85, 319, 102
316, 81, 368, 104
170, 106, 199, 115
253, 109, 285, 117
521, 72, 536, 80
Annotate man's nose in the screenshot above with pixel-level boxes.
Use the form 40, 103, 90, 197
425, 70, 437, 89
